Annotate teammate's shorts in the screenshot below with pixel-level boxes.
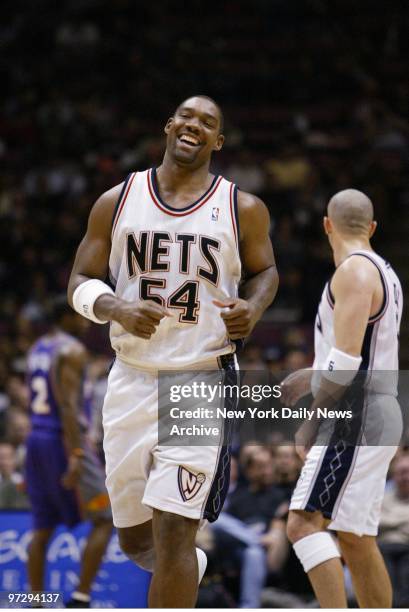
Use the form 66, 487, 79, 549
290, 393, 402, 536
25, 431, 111, 530
102, 355, 238, 528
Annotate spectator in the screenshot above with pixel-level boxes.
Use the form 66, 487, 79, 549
0, 441, 29, 509
5, 376, 29, 412
211, 447, 285, 607
377, 453, 409, 607
5, 409, 31, 472
273, 443, 302, 500
225, 149, 266, 193
282, 349, 310, 372
258, 446, 315, 607
238, 343, 269, 371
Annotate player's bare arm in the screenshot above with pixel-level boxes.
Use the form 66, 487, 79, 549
67, 185, 120, 293
214, 191, 278, 339
331, 255, 382, 354
295, 256, 381, 458
67, 185, 168, 339
282, 256, 381, 405
55, 344, 87, 489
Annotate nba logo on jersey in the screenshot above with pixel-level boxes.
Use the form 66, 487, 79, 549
211, 207, 219, 221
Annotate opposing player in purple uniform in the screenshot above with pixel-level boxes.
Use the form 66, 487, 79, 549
25, 297, 112, 607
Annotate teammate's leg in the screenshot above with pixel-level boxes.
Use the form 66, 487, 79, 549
27, 528, 54, 592
148, 509, 200, 607
287, 510, 347, 608
338, 531, 392, 607
73, 518, 113, 600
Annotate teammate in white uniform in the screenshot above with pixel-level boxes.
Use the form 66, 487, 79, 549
67, 95, 278, 607
281, 189, 402, 608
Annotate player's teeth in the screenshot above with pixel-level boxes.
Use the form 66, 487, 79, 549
181, 136, 198, 144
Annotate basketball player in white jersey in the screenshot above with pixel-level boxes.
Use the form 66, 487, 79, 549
67, 95, 278, 607
281, 189, 403, 608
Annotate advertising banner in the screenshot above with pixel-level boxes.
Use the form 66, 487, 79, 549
0, 512, 151, 608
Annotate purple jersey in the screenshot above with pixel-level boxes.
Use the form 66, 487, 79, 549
26, 332, 86, 433
25, 332, 111, 529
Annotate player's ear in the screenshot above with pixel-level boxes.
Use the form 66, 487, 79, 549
369, 220, 377, 238
164, 117, 174, 135
213, 134, 225, 152
323, 216, 331, 235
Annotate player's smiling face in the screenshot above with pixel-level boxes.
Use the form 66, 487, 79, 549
164, 97, 224, 166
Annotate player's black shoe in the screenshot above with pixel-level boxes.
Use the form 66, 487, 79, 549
65, 599, 90, 608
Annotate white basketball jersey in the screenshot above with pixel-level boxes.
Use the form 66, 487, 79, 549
108, 168, 241, 370
313, 250, 402, 394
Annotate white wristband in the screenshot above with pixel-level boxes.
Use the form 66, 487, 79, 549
322, 347, 362, 386
72, 279, 115, 324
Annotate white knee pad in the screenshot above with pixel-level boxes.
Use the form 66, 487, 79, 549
128, 548, 155, 572
293, 532, 340, 573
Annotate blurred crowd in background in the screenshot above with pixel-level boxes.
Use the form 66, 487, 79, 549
1, 0, 409, 607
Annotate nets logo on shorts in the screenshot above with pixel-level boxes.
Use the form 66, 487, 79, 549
178, 466, 206, 501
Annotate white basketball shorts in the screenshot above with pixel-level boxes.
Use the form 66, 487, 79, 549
290, 394, 402, 536
102, 355, 238, 528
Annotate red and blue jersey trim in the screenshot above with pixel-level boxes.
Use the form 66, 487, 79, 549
147, 168, 222, 217
229, 182, 240, 248
111, 172, 136, 237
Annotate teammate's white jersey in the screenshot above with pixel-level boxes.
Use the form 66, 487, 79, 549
108, 168, 241, 370
313, 250, 402, 393
292, 249, 403, 533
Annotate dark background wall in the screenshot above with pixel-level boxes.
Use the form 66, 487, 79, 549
2, 0, 408, 378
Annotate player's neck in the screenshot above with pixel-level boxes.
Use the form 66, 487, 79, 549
334, 238, 373, 267
157, 155, 211, 192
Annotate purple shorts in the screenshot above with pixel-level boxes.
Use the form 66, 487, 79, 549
25, 432, 110, 530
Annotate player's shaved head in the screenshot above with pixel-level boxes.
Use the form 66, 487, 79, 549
327, 189, 374, 235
